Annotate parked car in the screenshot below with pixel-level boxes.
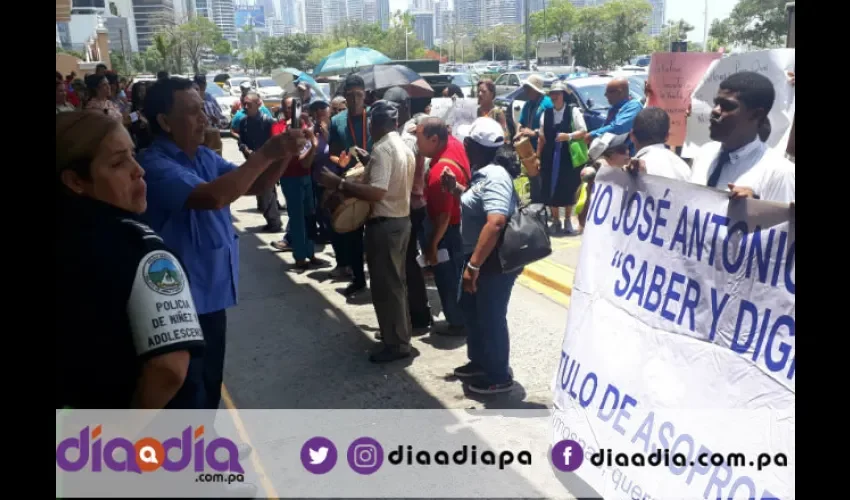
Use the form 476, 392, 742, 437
204, 78, 237, 132
227, 76, 252, 97
495, 75, 644, 133
492, 72, 553, 96
422, 72, 479, 98
253, 77, 284, 110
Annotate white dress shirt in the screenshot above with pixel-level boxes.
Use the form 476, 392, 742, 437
634, 143, 691, 181
690, 138, 795, 204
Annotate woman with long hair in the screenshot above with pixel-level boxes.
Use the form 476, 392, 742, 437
56, 111, 205, 410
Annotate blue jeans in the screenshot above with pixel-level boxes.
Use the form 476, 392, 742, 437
280, 176, 315, 261
460, 264, 519, 384
425, 220, 465, 327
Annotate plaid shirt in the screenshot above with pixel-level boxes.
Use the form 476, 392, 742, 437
202, 91, 228, 128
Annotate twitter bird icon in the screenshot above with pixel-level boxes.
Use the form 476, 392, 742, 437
309, 446, 329, 464
301, 437, 337, 474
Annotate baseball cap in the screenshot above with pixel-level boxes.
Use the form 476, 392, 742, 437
457, 117, 505, 149
239, 81, 252, 90
309, 99, 330, 112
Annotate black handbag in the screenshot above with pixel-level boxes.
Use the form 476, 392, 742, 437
481, 186, 551, 274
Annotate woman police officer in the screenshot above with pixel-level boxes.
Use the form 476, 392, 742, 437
56, 111, 205, 409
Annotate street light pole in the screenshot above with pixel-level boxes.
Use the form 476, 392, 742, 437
703, 0, 710, 51
524, 0, 530, 69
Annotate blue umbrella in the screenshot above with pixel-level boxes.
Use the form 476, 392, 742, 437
313, 47, 391, 77
271, 67, 329, 101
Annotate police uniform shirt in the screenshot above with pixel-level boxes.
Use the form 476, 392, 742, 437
56, 196, 205, 409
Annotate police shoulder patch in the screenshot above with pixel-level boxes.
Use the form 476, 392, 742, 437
128, 250, 203, 356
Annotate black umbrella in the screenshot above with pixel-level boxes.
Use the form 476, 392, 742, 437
354, 64, 434, 98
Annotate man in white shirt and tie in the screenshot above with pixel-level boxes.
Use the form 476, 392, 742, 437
689, 71, 795, 204
630, 107, 691, 181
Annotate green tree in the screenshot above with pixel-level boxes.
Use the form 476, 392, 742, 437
472, 24, 523, 61
529, 0, 576, 42
56, 46, 85, 60
261, 34, 318, 71
652, 19, 695, 52
707, 18, 734, 51
722, 0, 787, 48
177, 16, 224, 74
603, 0, 653, 65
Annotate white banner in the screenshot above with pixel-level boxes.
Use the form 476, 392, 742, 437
429, 97, 479, 138
552, 168, 795, 499
683, 49, 795, 157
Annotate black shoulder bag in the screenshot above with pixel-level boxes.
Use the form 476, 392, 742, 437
480, 168, 552, 274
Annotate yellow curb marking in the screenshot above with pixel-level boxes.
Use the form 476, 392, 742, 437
222, 385, 280, 500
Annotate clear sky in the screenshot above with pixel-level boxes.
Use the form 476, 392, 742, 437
387, 0, 740, 43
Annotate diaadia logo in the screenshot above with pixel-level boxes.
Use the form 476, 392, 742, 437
55, 425, 244, 474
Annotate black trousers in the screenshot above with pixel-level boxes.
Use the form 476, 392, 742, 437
198, 309, 227, 411
335, 226, 366, 285
257, 186, 282, 231
406, 206, 432, 327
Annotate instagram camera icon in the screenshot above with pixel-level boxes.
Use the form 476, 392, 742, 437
347, 437, 384, 475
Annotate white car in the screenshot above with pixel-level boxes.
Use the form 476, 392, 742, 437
204, 81, 238, 131
227, 76, 252, 97
254, 77, 284, 101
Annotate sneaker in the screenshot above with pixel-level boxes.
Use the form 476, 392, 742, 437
453, 362, 486, 378
369, 346, 411, 364
547, 219, 563, 235
468, 380, 515, 394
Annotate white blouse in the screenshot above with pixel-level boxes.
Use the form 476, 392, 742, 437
539, 105, 587, 133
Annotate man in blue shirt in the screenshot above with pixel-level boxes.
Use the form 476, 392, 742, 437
139, 77, 305, 418
585, 77, 643, 156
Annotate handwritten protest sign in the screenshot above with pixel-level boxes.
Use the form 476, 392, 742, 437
552, 168, 795, 499
684, 49, 795, 157
648, 52, 721, 147
429, 97, 478, 139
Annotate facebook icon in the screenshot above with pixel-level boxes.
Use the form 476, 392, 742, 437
552, 439, 584, 472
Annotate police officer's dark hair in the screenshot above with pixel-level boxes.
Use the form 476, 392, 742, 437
420, 117, 449, 143
56, 111, 124, 183
632, 107, 670, 146
343, 74, 365, 92
193, 74, 207, 87
719, 71, 775, 117
143, 77, 195, 136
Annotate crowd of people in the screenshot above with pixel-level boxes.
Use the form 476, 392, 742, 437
56, 61, 795, 416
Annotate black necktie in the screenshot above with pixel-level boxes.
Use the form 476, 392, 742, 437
707, 150, 731, 188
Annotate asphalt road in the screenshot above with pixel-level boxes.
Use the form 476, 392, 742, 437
219, 137, 573, 411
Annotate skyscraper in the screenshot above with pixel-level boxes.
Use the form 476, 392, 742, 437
646, 0, 665, 35
322, 0, 347, 30
376, 0, 389, 29
304, 0, 323, 33
132, 0, 176, 52
209, 0, 236, 42
412, 12, 434, 48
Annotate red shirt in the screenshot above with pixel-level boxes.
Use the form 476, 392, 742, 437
425, 135, 471, 225
273, 120, 311, 178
